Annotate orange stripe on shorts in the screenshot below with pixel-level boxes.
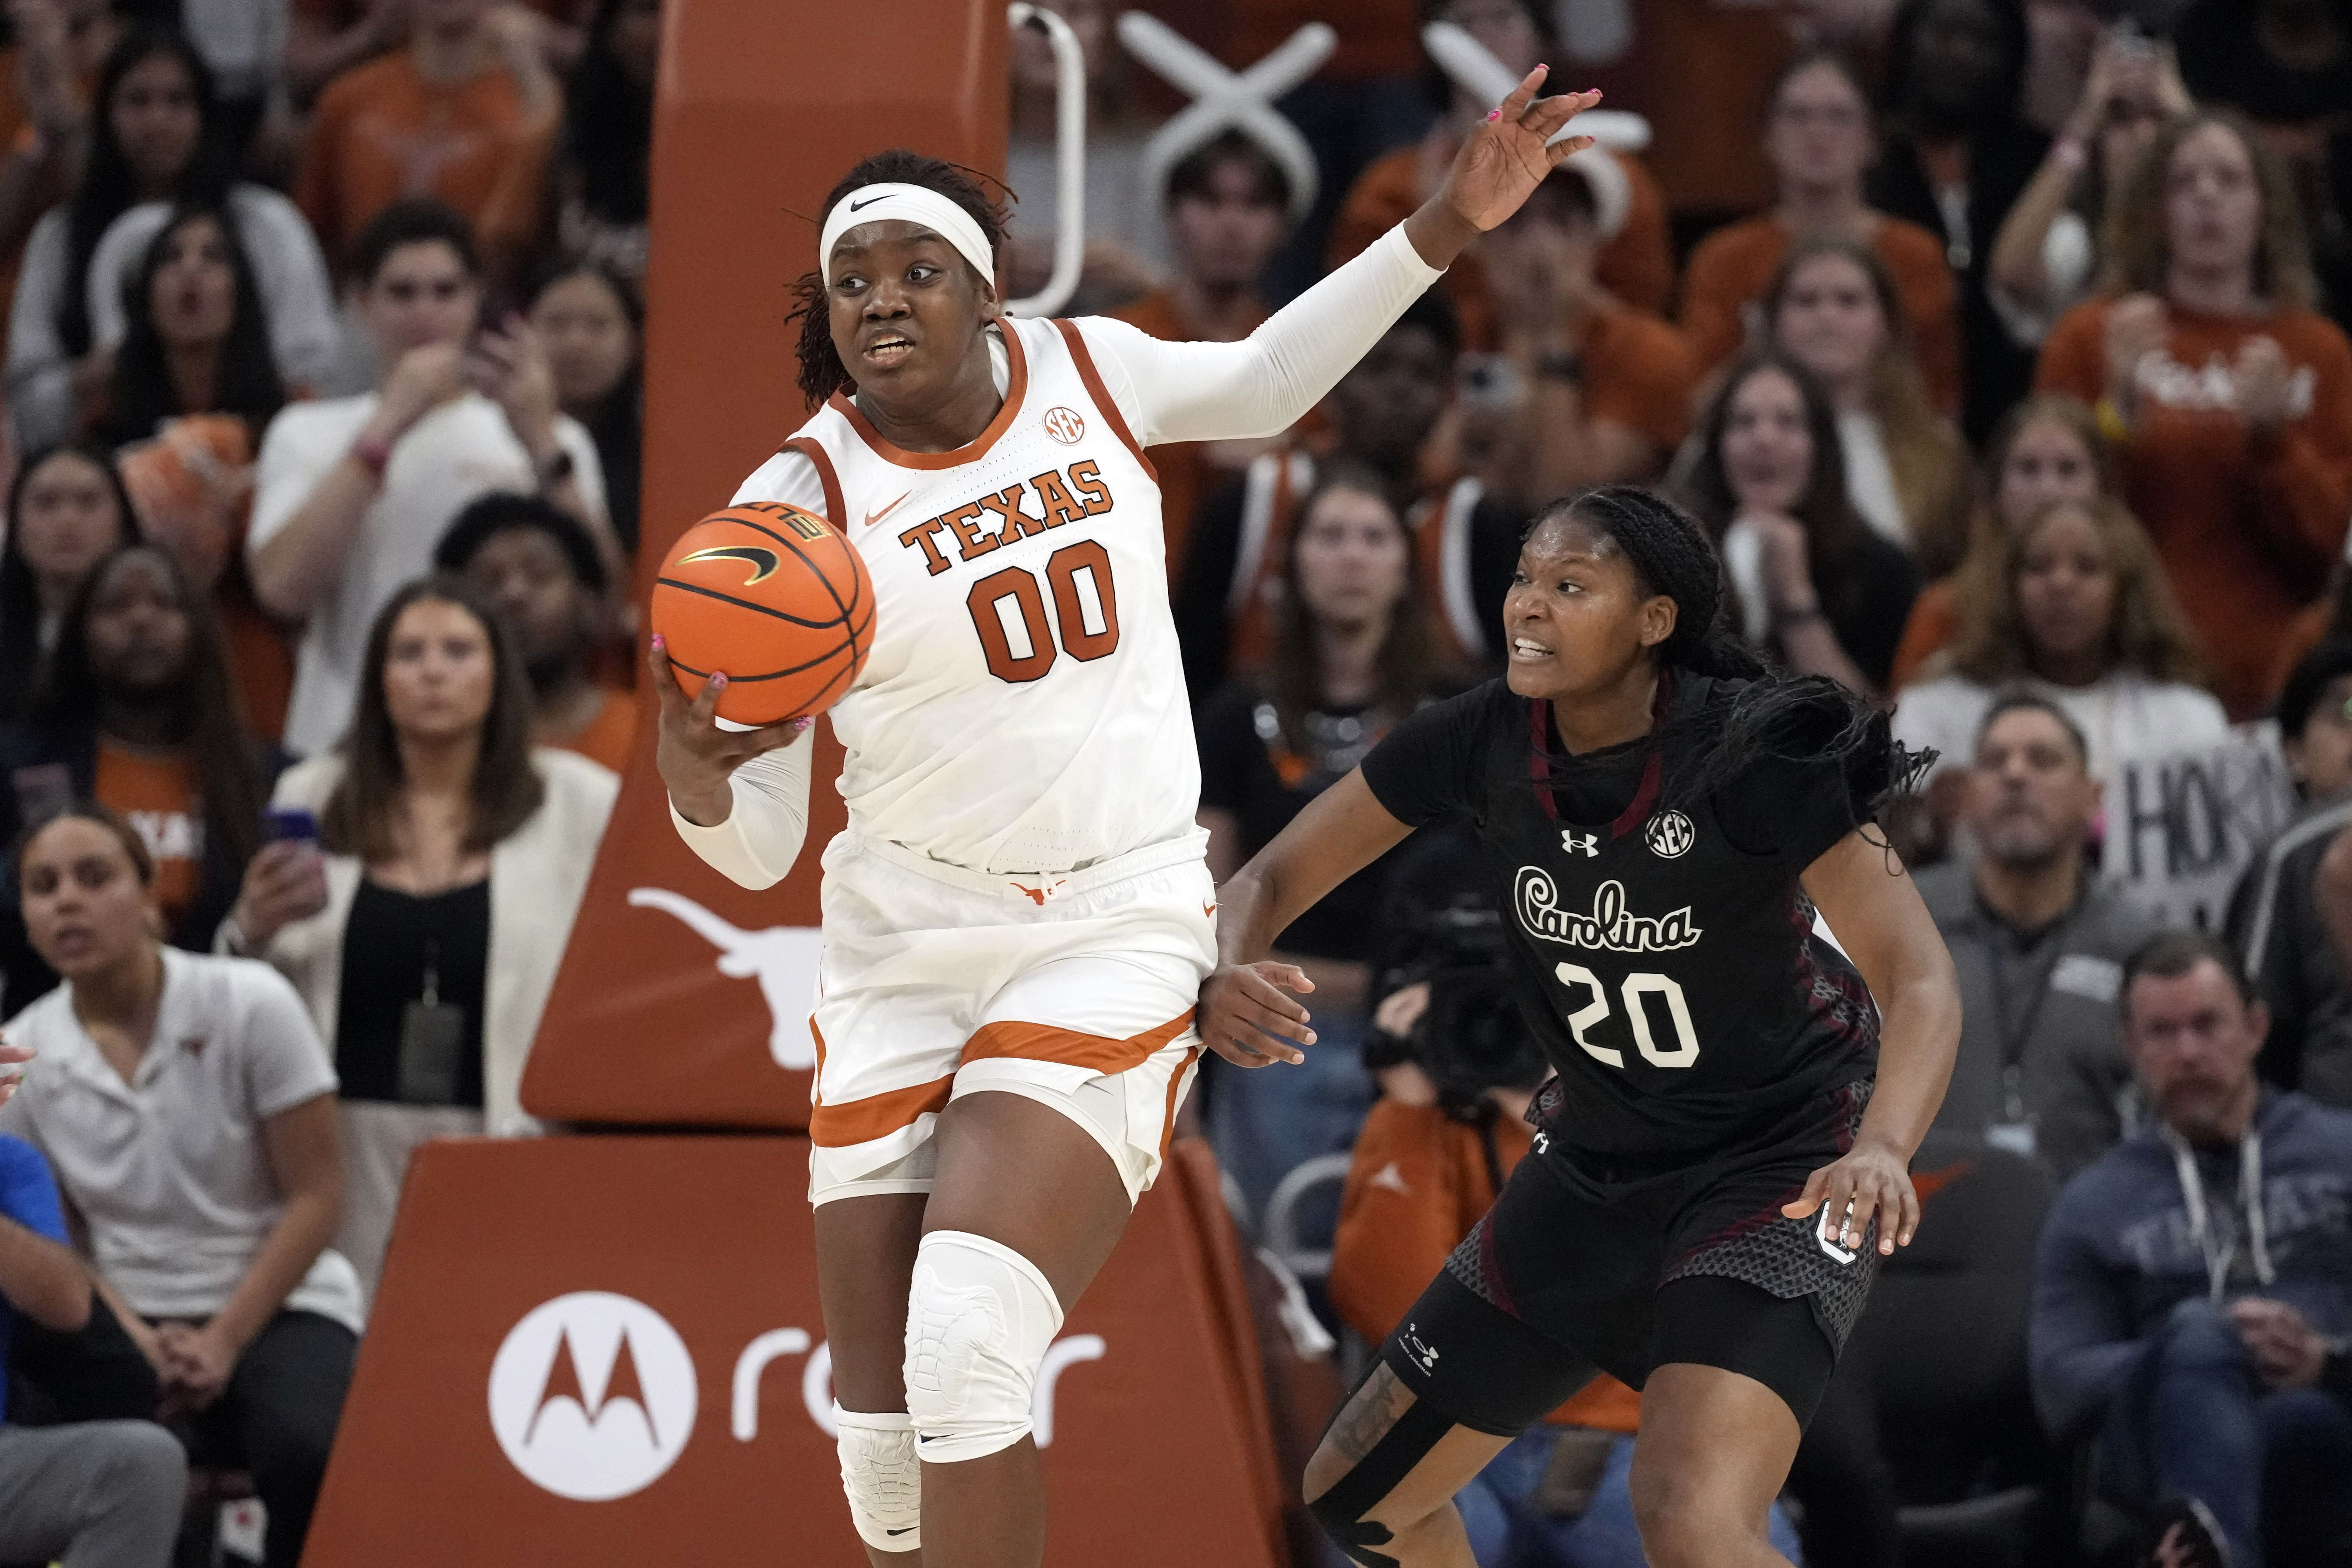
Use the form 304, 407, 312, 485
809, 1073, 956, 1148
962, 1008, 1196, 1076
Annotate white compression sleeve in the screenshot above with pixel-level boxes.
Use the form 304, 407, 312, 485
1081, 223, 1445, 447
666, 737, 814, 890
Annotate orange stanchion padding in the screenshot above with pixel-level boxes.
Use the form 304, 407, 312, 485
521, 0, 1008, 1129
305, 1135, 1289, 1566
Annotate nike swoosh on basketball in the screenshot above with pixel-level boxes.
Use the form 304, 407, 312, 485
864, 491, 911, 528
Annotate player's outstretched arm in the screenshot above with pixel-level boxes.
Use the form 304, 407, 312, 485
1198, 770, 1413, 1070
1781, 829, 1962, 1255
648, 632, 815, 890
1090, 70, 1603, 450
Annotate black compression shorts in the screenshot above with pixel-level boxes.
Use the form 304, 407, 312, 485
1379, 1079, 1879, 1433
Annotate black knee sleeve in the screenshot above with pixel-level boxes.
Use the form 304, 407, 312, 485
1305, 1386, 1460, 1568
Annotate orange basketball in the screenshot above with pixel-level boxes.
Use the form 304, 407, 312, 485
650, 502, 876, 725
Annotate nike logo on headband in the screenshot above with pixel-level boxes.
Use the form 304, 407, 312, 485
848, 196, 887, 211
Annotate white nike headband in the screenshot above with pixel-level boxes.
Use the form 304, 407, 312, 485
819, 182, 997, 290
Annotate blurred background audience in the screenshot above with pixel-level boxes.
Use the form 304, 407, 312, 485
0, 440, 138, 721
1681, 351, 1918, 698
2034, 108, 2352, 720
0, 3, 2336, 1562
1193, 461, 1453, 1238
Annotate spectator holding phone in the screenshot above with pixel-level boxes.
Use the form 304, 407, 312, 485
1988, 28, 2189, 348
0, 803, 358, 1568
244, 575, 616, 1295
248, 201, 609, 757
0, 543, 297, 1015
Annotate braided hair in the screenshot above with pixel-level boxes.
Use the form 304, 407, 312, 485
1527, 486, 1928, 820
788, 150, 1010, 409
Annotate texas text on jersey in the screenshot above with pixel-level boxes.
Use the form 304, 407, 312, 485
730, 316, 1196, 876
1360, 673, 1880, 1166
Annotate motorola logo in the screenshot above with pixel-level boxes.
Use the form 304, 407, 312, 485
489, 1293, 699, 1501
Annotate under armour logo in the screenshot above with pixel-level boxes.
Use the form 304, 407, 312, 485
1561, 830, 1598, 857
1532, 1131, 1550, 1154
1400, 1323, 1440, 1374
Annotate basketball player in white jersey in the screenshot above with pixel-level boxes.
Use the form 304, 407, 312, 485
649, 69, 1601, 1567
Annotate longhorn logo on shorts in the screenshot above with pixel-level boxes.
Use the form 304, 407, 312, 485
1645, 810, 1695, 859
488, 1292, 698, 1501
1042, 406, 1086, 445
677, 544, 780, 584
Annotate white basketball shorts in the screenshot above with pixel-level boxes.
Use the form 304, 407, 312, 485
805, 829, 1217, 1208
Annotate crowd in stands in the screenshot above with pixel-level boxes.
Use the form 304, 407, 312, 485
0, 0, 2341, 1564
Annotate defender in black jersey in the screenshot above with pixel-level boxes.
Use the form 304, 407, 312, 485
1198, 487, 1960, 1568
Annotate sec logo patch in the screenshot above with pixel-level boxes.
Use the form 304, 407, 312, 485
1043, 406, 1086, 444
1645, 810, 1695, 858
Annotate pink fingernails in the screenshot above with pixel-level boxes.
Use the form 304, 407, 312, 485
650, 633, 663, 649
711, 673, 729, 688
1487, 108, 1500, 121
792, 716, 813, 731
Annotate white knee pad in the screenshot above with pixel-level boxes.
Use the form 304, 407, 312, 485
902, 1229, 1065, 1463
835, 1406, 923, 1552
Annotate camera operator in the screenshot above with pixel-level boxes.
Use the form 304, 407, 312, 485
1329, 821, 1808, 1567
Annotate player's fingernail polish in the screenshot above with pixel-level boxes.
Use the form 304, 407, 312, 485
1487, 108, 1500, 120
650, 633, 663, 648
711, 673, 728, 687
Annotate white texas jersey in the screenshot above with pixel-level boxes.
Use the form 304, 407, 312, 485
732, 315, 1192, 876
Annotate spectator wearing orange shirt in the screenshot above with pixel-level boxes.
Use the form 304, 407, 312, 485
295, 0, 561, 285
1460, 162, 1693, 510
1680, 51, 1965, 418
435, 490, 635, 773
0, 543, 290, 1014
1112, 132, 1291, 583
1324, 0, 1674, 344
285, 0, 590, 108
2034, 109, 2352, 719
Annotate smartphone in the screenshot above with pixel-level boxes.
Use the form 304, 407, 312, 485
261, 807, 319, 845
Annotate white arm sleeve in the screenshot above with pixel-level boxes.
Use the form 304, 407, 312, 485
1079, 224, 1445, 447
667, 738, 815, 891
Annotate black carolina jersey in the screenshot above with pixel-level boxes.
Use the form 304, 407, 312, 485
1360, 675, 1879, 1166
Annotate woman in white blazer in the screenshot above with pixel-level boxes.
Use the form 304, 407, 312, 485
222, 573, 616, 1299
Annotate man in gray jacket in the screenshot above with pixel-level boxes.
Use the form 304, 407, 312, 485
1918, 692, 2167, 1179
2228, 640, 2352, 1107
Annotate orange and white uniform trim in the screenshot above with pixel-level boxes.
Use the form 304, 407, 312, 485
670, 225, 1447, 1206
